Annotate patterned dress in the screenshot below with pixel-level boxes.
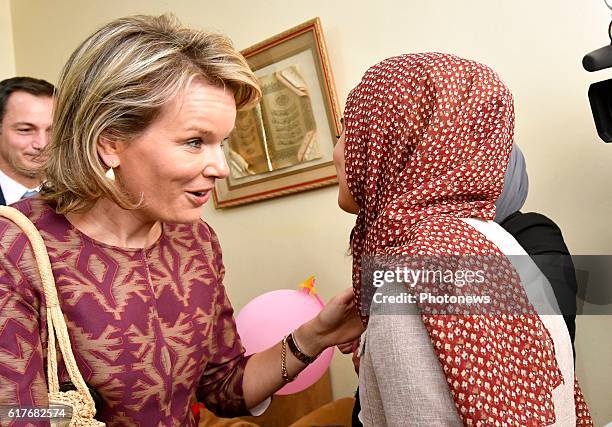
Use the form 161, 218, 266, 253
0, 198, 249, 426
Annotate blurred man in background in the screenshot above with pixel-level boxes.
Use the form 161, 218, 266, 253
0, 76, 54, 205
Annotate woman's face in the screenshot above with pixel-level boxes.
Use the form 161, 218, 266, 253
333, 130, 359, 214
106, 78, 235, 224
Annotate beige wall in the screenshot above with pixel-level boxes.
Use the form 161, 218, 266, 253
0, 0, 15, 79
9, 0, 612, 423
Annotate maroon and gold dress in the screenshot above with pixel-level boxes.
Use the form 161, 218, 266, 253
0, 198, 249, 426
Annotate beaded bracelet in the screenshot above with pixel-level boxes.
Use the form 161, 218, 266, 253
281, 335, 296, 384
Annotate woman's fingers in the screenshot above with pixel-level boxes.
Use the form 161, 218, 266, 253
337, 341, 354, 353
333, 287, 355, 306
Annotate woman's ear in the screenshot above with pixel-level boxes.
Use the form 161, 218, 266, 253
97, 133, 123, 169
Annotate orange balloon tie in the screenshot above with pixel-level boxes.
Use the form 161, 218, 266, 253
298, 276, 324, 306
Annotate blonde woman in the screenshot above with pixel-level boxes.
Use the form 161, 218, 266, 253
0, 15, 363, 425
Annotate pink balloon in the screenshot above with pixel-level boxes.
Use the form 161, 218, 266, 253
236, 289, 334, 395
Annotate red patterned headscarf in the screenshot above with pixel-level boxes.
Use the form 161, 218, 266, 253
344, 53, 591, 425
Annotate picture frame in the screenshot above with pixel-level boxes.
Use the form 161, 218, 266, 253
213, 17, 342, 208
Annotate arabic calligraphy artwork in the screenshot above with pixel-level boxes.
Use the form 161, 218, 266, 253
213, 18, 341, 208
229, 65, 321, 178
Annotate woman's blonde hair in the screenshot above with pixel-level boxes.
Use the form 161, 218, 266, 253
41, 14, 261, 213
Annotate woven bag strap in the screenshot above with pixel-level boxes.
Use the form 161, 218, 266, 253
0, 206, 94, 404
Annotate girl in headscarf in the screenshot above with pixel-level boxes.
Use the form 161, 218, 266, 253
496, 144, 578, 360
333, 53, 591, 425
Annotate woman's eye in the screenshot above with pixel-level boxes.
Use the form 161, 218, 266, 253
186, 139, 202, 149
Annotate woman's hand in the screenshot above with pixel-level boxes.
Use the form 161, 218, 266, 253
243, 288, 364, 407
337, 341, 355, 354
337, 337, 360, 354
294, 288, 365, 357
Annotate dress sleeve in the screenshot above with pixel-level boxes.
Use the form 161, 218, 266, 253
0, 220, 49, 426
194, 223, 250, 417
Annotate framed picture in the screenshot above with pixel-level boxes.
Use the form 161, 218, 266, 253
213, 18, 342, 208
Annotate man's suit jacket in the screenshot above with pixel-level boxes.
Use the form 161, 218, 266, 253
0, 187, 5, 206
